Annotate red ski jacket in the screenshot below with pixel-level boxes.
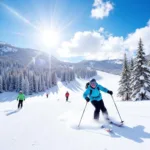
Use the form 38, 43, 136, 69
65, 92, 69, 97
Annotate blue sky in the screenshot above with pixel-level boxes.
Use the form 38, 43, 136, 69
0, 0, 150, 62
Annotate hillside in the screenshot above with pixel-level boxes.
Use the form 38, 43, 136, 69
0, 71, 150, 150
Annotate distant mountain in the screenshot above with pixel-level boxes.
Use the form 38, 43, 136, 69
0, 42, 123, 74
11, 42, 150, 75
74, 59, 123, 75
0, 42, 68, 68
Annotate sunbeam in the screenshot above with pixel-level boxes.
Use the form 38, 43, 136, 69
0, 2, 38, 30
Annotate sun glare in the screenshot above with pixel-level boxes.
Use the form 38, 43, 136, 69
40, 29, 60, 48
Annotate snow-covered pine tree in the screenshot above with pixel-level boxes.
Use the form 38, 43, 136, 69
130, 39, 150, 100
19, 73, 24, 91
61, 71, 65, 82
22, 76, 29, 95
9, 75, 14, 91
33, 74, 38, 93
41, 74, 46, 91
0, 75, 3, 93
52, 72, 57, 85
130, 58, 134, 72
38, 75, 42, 92
15, 74, 20, 92
118, 53, 131, 101
3, 74, 8, 91
129, 58, 134, 97
28, 71, 33, 95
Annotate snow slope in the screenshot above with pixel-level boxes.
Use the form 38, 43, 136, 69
0, 71, 150, 150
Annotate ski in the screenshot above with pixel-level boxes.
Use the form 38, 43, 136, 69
110, 121, 123, 127
101, 125, 113, 133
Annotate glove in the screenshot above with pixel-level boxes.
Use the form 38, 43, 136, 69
107, 90, 113, 95
85, 97, 90, 102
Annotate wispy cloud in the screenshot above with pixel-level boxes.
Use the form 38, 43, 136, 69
0, 2, 38, 30
12, 32, 26, 37
91, 0, 114, 19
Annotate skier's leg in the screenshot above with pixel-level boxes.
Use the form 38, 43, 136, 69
18, 100, 21, 109
99, 100, 109, 120
91, 100, 100, 120
18, 101, 20, 109
21, 100, 23, 108
66, 97, 68, 101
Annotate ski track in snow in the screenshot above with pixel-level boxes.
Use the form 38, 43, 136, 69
0, 71, 150, 150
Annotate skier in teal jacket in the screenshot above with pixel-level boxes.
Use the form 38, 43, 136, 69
83, 79, 113, 121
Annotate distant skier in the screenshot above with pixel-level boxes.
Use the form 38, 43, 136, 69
83, 79, 113, 121
17, 90, 25, 109
46, 93, 49, 98
65, 91, 69, 102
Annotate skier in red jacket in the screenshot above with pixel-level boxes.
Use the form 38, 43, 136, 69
65, 91, 69, 102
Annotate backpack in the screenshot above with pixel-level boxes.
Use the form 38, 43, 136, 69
85, 82, 100, 96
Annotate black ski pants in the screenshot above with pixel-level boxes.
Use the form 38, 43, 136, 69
66, 96, 69, 101
18, 100, 24, 109
91, 100, 108, 120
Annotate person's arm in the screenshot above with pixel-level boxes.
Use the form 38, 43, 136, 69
17, 95, 19, 100
97, 84, 113, 95
83, 89, 90, 102
97, 84, 108, 93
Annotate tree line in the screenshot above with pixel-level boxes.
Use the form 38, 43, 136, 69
0, 59, 97, 95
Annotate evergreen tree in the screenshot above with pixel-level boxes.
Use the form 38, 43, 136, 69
23, 76, 29, 95
9, 75, 14, 91
15, 75, 20, 92
38, 75, 42, 92
118, 53, 131, 101
28, 71, 33, 95
19, 73, 24, 91
130, 39, 150, 100
61, 71, 65, 82
41, 74, 46, 91
52, 72, 57, 85
0, 76, 3, 93
130, 58, 134, 72
33, 75, 38, 93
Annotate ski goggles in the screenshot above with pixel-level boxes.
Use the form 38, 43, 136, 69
90, 81, 96, 88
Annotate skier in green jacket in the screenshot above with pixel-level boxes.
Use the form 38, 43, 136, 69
17, 91, 25, 109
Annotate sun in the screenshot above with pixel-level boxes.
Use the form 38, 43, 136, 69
40, 28, 60, 48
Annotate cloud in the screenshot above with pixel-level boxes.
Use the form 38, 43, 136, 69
58, 20, 150, 60
12, 32, 26, 37
91, 0, 114, 19
57, 29, 125, 60
125, 20, 150, 55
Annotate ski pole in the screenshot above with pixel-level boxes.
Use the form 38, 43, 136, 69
111, 95, 124, 123
78, 102, 88, 128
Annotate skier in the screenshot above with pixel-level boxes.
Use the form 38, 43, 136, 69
46, 93, 49, 98
65, 91, 69, 102
17, 90, 25, 109
83, 79, 113, 122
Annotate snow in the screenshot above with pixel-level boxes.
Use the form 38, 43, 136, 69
0, 45, 18, 53
140, 87, 145, 93
0, 71, 150, 150
140, 75, 144, 80
113, 60, 122, 64
144, 83, 149, 87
